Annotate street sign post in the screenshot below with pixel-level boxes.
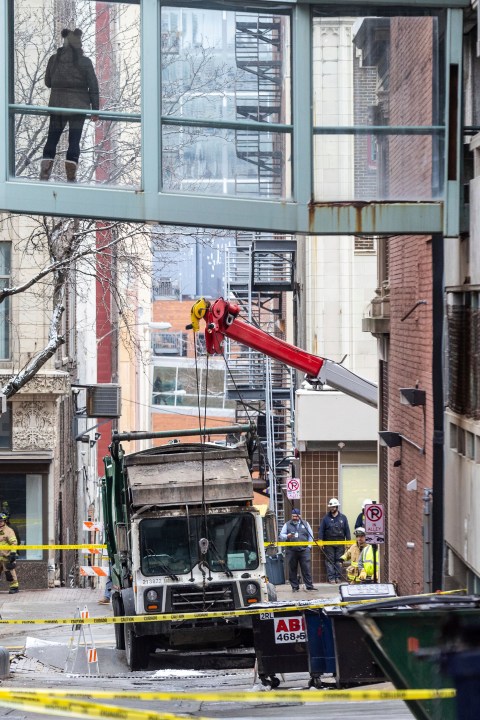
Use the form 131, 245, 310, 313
364, 503, 385, 583
364, 503, 385, 544
286, 477, 301, 500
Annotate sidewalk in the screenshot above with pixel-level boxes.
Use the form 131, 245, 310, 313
274, 582, 341, 603
0, 581, 340, 607
0, 587, 110, 639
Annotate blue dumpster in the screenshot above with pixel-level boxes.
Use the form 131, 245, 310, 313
265, 553, 285, 585
304, 609, 336, 688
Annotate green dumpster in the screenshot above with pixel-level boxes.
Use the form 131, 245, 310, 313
351, 595, 480, 720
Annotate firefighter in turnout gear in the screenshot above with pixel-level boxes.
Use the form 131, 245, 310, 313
340, 526, 368, 583
0, 512, 19, 593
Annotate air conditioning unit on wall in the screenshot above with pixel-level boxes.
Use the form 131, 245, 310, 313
85, 384, 121, 418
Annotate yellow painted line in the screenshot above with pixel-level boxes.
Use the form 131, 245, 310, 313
3, 687, 457, 703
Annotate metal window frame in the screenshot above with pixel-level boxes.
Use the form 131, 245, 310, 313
0, 0, 466, 236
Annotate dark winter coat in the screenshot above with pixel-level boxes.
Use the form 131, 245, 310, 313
354, 511, 365, 529
45, 47, 99, 111
318, 511, 351, 541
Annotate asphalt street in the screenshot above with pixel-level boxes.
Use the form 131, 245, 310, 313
0, 584, 418, 720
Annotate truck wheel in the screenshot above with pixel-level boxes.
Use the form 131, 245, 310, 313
112, 593, 125, 650
124, 623, 150, 671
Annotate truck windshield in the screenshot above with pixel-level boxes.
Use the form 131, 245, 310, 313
140, 513, 259, 576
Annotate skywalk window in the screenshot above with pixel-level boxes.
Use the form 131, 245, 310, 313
10, 0, 141, 187
160, 7, 292, 199
312, 11, 445, 201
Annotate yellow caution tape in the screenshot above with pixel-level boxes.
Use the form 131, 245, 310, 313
0, 691, 207, 720
0, 544, 106, 550
2, 687, 457, 703
0, 589, 466, 625
268, 541, 355, 546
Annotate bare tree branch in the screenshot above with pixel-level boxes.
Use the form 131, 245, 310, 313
1, 294, 65, 398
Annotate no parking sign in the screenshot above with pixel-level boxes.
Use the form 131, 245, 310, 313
286, 477, 301, 500
364, 503, 385, 544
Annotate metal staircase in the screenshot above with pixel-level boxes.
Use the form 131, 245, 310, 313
224, 240, 295, 527
227, 13, 296, 526
234, 14, 285, 198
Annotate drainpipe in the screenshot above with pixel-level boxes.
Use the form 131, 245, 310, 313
431, 233, 444, 590
423, 488, 433, 593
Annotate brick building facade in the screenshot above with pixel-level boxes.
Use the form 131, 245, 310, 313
362, 16, 439, 593
385, 237, 434, 593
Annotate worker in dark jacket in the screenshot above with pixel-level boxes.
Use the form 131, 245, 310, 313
279, 508, 316, 592
40, 28, 99, 182
318, 498, 351, 583
354, 498, 373, 530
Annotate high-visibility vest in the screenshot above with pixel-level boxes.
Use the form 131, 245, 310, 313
359, 544, 378, 578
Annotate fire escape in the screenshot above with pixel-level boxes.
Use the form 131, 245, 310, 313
225, 13, 296, 525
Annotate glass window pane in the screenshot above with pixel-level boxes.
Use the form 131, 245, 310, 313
314, 133, 442, 201
153, 362, 234, 410
12, 1, 141, 186
140, 513, 258, 576
161, 9, 290, 124
26, 474, 43, 560
162, 127, 290, 198
153, 367, 178, 406
0, 243, 11, 360
312, 13, 444, 201
0, 405, 12, 449
0, 474, 44, 560
161, 7, 291, 198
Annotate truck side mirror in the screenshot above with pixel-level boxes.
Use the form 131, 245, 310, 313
115, 524, 128, 554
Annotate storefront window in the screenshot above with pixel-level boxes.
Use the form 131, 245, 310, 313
0, 474, 43, 560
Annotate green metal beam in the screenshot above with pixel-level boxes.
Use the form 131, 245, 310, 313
0, 180, 443, 234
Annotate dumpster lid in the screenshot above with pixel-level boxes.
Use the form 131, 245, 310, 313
249, 597, 340, 611
346, 592, 477, 614
338, 583, 397, 603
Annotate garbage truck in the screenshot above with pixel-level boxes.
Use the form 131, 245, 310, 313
101, 424, 277, 670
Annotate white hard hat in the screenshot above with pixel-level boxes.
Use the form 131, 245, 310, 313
328, 498, 339, 508
362, 498, 373, 509
355, 527, 366, 536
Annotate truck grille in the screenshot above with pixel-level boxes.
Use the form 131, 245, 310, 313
170, 584, 235, 612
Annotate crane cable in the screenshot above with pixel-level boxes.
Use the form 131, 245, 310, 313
193, 339, 212, 597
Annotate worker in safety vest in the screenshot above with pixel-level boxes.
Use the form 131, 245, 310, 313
358, 541, 379, 583
340, 526, 368, 583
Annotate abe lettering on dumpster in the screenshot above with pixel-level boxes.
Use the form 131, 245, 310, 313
274, 615, 306, 643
